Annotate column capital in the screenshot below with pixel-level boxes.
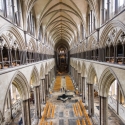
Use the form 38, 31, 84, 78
81, 76, 86, 78
33, 85, 40, 88
87, 82, 93, 85
40, 78, 45, 80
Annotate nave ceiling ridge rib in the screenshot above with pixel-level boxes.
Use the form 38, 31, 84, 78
31, 0, 88, 46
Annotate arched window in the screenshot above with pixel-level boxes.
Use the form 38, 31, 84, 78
101, 0, 111, 23
119, 0, 124, 7
6, 0, 12, 18
104, 0, 108, 9
88, 10, 96, 34
31, 15, 35, 36
112, 0, 115, 13
27, 15, 30, 33
13, 0, 21, 26
0, 0, 3, 11
77, 31, 80, 42
39, 26, 42, 41
27, 12, 35, 36
81, 24, 85, 40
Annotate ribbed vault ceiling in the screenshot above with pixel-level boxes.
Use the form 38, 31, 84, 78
30, 0, 89, 48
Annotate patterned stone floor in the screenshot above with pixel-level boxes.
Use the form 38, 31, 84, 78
44, 91, 86, 125
9, 76, 125, 125
42, 91, 125, 125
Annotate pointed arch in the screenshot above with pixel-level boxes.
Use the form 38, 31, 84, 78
100, 20, 125, 47
87, 64, 98, 84
99, 68, 125, 98
81, 61, 87, 77
40, 64, 45, 79
30, 66, 40, 86
0, 24, 25, 50
3, 71, 30, 115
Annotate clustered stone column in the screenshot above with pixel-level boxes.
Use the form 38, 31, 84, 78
82, 77, 86, 103
75, 69, 78, 86
41, 79, 46, 104
70, 66, 73, 77
88, 83, 94, 116
7, 89, 13, 119
80, 76, 83, 94
117, 82, 120, 115
72, 67, 75, 83
54, 66, 56, 76
34, 86, 41, 118
45, 74, 49, 96
78, 73, 81, 93
50, 69, 52, 84
40, 79, 43, 104
22, 99, 31, 125
99, 96, 108, 125
48, 71, 51, 88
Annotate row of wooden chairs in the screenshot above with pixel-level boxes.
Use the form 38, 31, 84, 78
73, 100, 92, 125
47, 103, 52, 118
73, 104, 78, 117
73, 102, 83, 117
79, 100, 92, 125
77, 102, 83, 116
39, 102, 55, 125
76, 119, 81, 125
53, 76, 61, 91
76, 119, 86, 125
65, 76, 74, 91
51, 105, 55, 118
46, 102, 55, 119
39, 121, 53, 125
82, 119, 86, 125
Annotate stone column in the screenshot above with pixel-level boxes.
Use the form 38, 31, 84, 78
71, 66, 73, 77
42, 79, 46, 104
80, 76, 83, 93
8, 89, 13, 119
40, 79, 43, 104
73, 68, 75, 82
70, 65, 72, 75
48, 72, 50, 88
34, 86, 41, 119
22, 99, 31, 125
101, 0, 105, 24
88, 83, 94, 116
48, 71, 51, 89
82, 77, 86, 103
117, 83, 120, 115
100, 96, 108, 125
72, 67, 75, 82
74, 69, 76, 84
54, 66, 56, 77
50, 69, 52, 83
107, 0, 111, 20
115, 0, 118, 14
45, 74, 49, 96
75, 70, 78, 86
78, 73, 81, 93
0, 47, 4, 69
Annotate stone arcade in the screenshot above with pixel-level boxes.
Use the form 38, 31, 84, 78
0, 0, 125, 125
